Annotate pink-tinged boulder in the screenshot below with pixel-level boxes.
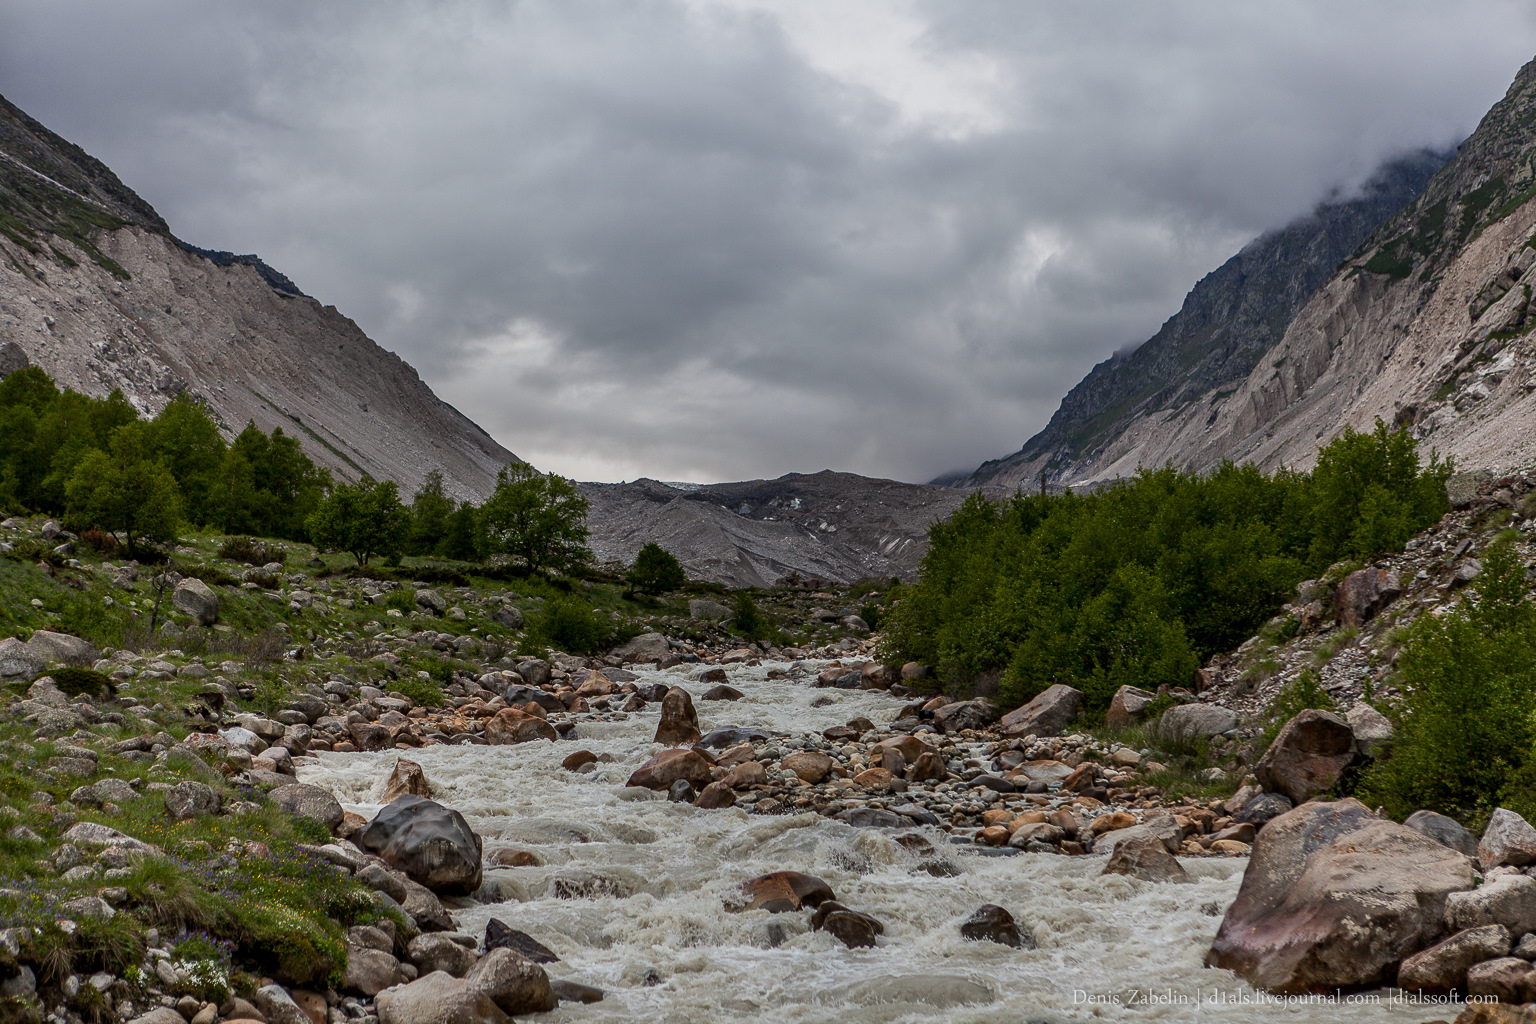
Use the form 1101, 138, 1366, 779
998, 684, 1083, 738
1104, 685, 1155, 731
626, 748, 713, 790
654, 687, 701, 746
1253, 709, 1354, 804
484, 708, 557, 744
1334, 567, 1401, 629
1398, 924, 1511, 994
1206, 798, 1475, 994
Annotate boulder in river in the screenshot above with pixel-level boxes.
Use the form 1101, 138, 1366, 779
998, 684, 1082, 737
959, 904, 1031, 948
654, 687, 701, 746
1205, 798, 1476, 994
1102, 835, 1191, 883
385, 758, 433, 802
358, 795, 484, 896
812, 901, 883, 948
485, 707, 557, 744
626, 748, 713, 790
729, 871, 834, 912
485, 919, 559, 963
1235, 792, 1293, 829
1253, 709, 1354, 804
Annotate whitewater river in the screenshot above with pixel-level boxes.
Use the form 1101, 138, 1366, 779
298, 660, 1455, 1023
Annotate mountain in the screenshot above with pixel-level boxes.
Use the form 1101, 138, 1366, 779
583, 472, 992, 588
0, 93, 514, 499
964, 149, 1452, 489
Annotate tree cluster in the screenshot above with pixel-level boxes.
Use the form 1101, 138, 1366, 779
0, 367, 329, 550
882, 421, 1451, 717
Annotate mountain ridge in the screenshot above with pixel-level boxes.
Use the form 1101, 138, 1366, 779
964, 148, 1452, 490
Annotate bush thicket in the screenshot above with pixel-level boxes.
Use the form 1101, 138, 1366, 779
882, 421, 1450, 717
627, 542, 686, 596
0, 367, 330, 543
1359, 540, 1536, 826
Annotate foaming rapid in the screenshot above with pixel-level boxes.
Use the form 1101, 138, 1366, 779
299, 661, 1441, 1023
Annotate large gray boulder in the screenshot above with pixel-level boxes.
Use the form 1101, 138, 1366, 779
358, 795, 484, 895
998, 684, 1082, 738
1406, 810, 1480, 859
1253, 709, 1354, 804
932, 699, 997, 734
0, 637, 43, 681
610, 632, 670, 664
22, 630, 98, 666
1153, 703, 1237, 745
172, 577, 219, 626
1398, 924, 1513, 994
270, 783, 344, 832
1104, 685, 1155, 731
1093, 815, 1183, 856
1345, 704, 1394, 757
375, 971, 511, 1024
1479, 807, 1536, 868
688, 599, 731, 622
1445, 875, 1536, 936
375, 949, 555, 1024
1206, 798, 1475, 994
0, 341, 29, 378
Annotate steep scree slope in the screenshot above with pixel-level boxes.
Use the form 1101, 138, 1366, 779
974, 56, 1536, 488
965, 149, 1449, 490
0, 92, 514, 499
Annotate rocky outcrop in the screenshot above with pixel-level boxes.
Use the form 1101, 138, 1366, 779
969, 59, 1536, 493
1206, 798, 1475, 993
0, 93, 516, 499
964, 149, 1449, 490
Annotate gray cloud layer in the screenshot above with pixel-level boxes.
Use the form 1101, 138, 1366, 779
3, 0, 1535, 482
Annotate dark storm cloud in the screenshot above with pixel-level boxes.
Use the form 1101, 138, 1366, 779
3, 1, 1535, 482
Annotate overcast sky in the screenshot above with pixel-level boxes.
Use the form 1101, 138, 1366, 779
3, 2, 1535, 483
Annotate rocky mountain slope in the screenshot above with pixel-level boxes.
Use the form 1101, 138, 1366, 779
583, 472, 991, 588
0, 93, 515, 499
975, 56, 1536, 489
965, 150, 1450, 490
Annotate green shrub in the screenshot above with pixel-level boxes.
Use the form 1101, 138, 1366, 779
1358, 542, 1536, 826
48, 666, 114, 697
391, 673, 446, 708
730, 592, 773, 640
627, 542, 686, 596
383, 588, 416, 613
881, 424, 1448, 718
219, 536, 286, 565
539, 596, 609, 655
